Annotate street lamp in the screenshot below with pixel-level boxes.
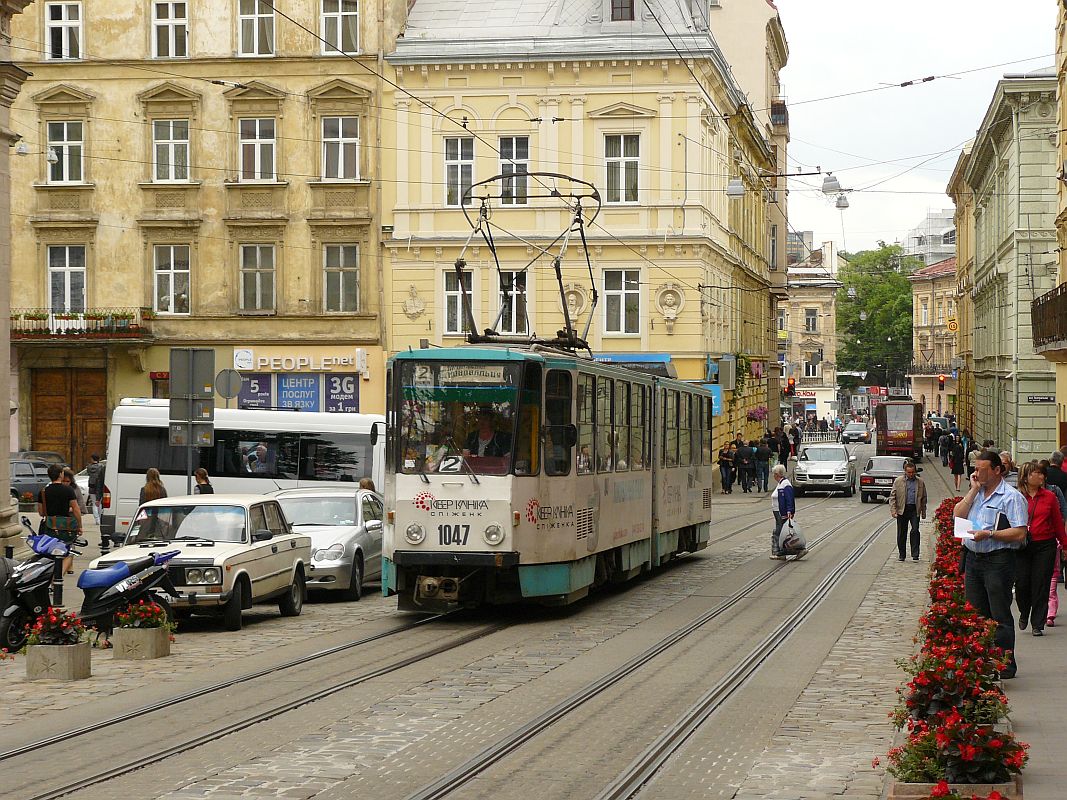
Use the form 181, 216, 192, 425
727, 168, 829, 201
822, 173, 842, 194
14, 142, 59, 164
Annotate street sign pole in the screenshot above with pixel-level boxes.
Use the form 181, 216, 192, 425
170, 348, 216, 496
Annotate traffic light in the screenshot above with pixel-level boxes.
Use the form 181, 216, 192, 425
938, 374, 946, 391
785, 377, 796, 397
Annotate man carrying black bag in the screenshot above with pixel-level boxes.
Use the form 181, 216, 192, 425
889, 459, 927, 562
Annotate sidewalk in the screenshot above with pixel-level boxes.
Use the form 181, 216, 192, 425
1004, 600, 1067, 800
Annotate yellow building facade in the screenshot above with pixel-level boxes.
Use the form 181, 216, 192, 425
383, 0, 785, 446
907, 257, 958, 415
948, 146, 975, 435
8, 0, 404, 465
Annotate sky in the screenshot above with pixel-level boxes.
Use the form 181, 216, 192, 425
775, 0, 1057, 254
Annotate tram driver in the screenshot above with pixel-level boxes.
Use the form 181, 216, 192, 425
462, 408, 512, 458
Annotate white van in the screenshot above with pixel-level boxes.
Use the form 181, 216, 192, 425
100, 399, 384, 546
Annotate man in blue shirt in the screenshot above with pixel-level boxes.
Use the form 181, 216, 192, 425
954, 450, 1029, 678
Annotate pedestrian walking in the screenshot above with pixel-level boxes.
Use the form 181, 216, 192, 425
717, 441, 734, 494
776, 431, 791, 472
1046, 451, 1067, 495
37, 464, 81, 575
789, 424, 801, 456
193, 468, 214, 494
950, 436, 966, 491
888, 459, 927, 562
139, 468, 168, 505
770, 463, 795, 559
999, 452, 1018, 488
85, 453, 104, 528
736, 440, 755, 493
953, 450, 1029, 678
1040, 457, 1067, 628
755, 438, 773, 492
358, 477, 376, 491
1016, 461, 1067, 637
938, 431, 952, 467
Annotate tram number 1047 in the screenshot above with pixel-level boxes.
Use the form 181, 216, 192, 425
438, 524, 471, 546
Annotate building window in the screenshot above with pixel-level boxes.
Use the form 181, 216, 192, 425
604, 269, 640, 334
920, 301, 929, 326
238, 0, 274, 56
497, 271, 528, 334
610, 0, 635, 21
444, 137, 473, 207
45, 2, 81, 60
605, 134, 639, 203
324, 244, 359, 312
239, 118, 275, 181
48, 245, 86, 312
936, 302, 944, 325
47, 121, 83, 183
154, 244, 190, 314
153, 119, 189, 181
444, 270, 472, 335
500, 136, 528, 205
769, 223, 778, 269
239, 244, 275, 311
804, 307, 818, 333
777, 307, 786, 331
804, 360, 819, 378
153, 2, 188, 58
322, 116, 359, 180
321, 0, 358, 54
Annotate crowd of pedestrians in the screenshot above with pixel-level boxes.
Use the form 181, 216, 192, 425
717, 425, 808, 495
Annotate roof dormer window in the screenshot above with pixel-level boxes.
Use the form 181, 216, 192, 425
610, 0, 635, 21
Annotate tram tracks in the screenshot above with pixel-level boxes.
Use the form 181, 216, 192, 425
405, 503, 885, 800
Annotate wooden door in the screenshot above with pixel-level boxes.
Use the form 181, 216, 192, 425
31, 368, 107, 468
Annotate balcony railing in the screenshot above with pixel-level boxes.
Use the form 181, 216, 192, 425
11, 308, 155, 341
1033, 284, 1067, 348
908, 362, 954, 376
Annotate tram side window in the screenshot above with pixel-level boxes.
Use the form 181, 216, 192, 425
577, 373, 595, 474
679, 392, 691, 466
702, 396, 713, 465
297, 433, 372, 482
615, 380, 630, 471
597, 376, 614, 473
545, 370, 573, 476
631, 385, 646, 469
664, 389, 678, 467
514, 364, 541, 476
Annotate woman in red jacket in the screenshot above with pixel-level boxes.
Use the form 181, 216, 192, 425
1017, 461, 1067, 636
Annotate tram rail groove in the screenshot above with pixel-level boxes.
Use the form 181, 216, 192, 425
0, 614, 447, 764
406, 503, 883, 800
595, 516, 895, 800
23, 622, 507, 800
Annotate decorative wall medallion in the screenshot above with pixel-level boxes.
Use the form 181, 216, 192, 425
561, 283, 588, 319
655, 283, 685, 334
403, 284, 426, 319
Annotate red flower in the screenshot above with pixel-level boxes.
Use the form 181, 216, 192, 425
929, 780, 952, 798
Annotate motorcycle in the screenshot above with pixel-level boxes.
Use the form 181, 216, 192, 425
0, 526, 79, 651
1, 518, 182, 650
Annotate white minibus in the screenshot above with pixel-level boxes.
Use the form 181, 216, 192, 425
100, 399, 384, 545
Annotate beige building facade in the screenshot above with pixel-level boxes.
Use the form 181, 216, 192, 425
780, 242, 842, 422
8, 0, 405, 466
384, 0, 788, 445
907, 257, 958, 415
948, 145, 976, 435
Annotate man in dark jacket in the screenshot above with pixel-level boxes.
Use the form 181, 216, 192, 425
735, 441, 755, 492
754, 439, 773, 492
777, 432, 791, 468
1047, 451, 1067, 501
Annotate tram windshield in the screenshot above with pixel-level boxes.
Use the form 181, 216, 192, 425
396, 361, 540, 476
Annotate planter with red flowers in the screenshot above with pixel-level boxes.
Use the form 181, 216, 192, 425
111, 600, 175, 660
24, 609, 90, 680
883, 497, 1028, 799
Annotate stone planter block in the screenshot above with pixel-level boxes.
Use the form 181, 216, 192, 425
25, 641, 91, 680
112, 626, 171, 660
887, 775, 1022, 799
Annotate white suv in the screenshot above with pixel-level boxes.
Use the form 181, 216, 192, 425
93, 494, 312, 631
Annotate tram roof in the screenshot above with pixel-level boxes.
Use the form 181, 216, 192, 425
392, 347, 543, 363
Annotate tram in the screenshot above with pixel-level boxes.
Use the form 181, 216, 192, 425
381, 346, 716, 612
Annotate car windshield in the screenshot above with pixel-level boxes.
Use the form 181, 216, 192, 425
884, 405, 914, 431
127, 505, 246, 544
278, 497, 357, 527
802, 447, 845, 462
867, 457, 906, 472
845, 423, 866, 431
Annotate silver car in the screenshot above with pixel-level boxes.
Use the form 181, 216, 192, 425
272, 487, 384, 600
792, 443, 858, 497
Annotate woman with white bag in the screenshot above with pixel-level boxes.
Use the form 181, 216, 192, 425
770, 463, 805, 560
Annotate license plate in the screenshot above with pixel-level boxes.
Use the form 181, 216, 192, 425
876, 478, 893, 485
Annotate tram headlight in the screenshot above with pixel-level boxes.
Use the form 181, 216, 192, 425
483, 523, 505, 546
404, 523, 426, 545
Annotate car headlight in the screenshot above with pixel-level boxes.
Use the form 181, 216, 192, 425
313, 543, 346, 562
186, 568, 203, 584
405, 523, 425, 545
202, 567, 221, 584
483, 523, 504, 546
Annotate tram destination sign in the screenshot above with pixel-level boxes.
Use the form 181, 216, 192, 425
1027, 395, 1056, 404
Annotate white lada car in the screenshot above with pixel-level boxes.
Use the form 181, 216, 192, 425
92, 494, 311, 631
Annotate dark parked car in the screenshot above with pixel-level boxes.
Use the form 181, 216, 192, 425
859, 455, 918, 503
839, 422, 871, 444
10, 460, 51, 500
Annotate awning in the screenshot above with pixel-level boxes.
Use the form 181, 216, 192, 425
593, 353, 677, 378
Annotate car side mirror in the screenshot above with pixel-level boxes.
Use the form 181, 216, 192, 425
370, 420, 385, 447
849, 456, 857, 462
365, 519, 383, 532
252, 529, 273, 542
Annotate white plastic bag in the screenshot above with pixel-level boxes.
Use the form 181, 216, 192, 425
780, 519, 806, 554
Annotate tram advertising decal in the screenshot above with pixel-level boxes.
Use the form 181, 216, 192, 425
413, 491, 489, 518
525, 498, 575, 530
